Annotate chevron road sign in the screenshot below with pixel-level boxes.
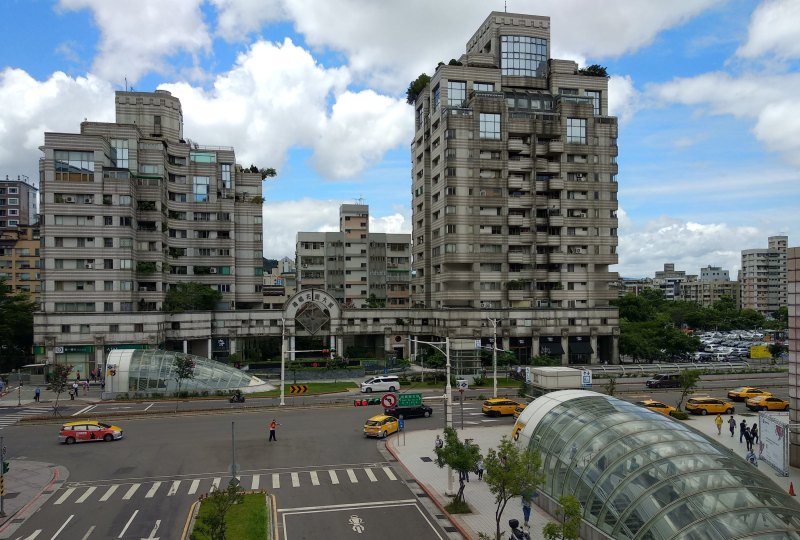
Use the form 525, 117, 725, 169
289, 385, 308, 394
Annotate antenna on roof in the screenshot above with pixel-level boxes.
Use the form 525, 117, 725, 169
125, 77, 128, 92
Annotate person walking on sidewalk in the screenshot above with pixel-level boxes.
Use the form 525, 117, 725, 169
521, 490, 534, 529
743, 427, 754, 451
739, 418, 747, 443
268, 419, 280, 442
715, 414, 723, 435
34, 386, 41, 402
751, 422, 759, 444
476, 457, 484, 480
728, 415, 736, 437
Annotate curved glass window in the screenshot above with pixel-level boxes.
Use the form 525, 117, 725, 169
517, 391, 800, 539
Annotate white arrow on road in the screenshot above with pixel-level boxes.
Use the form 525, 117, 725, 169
141, 520, 160, 540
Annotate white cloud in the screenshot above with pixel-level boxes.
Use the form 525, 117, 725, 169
608, 75, 639, 123
737, 0, 800, 59
210, 0, 286, 41
369, 213, 410, 235
58, 0, 212, 84
0, 68, 113, 176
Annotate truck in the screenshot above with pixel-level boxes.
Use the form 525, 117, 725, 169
526, 366, 589, 396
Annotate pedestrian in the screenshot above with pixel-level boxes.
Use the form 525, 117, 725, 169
68, 386, 75, 400
715, 414, 723, 435
745, 449, 758, 466
459, 469, 470, 483
476, 458, 484, 480
739, 419, 747, 443
521, 491, 534, 529
72, 381, 78, 399
268, 418, 280, 442
743, 427, 754, 452
90, 369, 95, 382
751, 422, 759, 444
34, 386, 41, 402
728, 415, 736, 437
435, 434, 444, 451
76, 371, 80, 381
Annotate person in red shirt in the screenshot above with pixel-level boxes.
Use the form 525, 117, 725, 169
269, 419, 280, 442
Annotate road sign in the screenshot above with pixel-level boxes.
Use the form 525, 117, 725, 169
456, 379, 468, 389
581, 369, 592, 388
381, 393, 397, 408
398, 393, 422, 407
289, 385, 308, 394
398, 417, 405, 430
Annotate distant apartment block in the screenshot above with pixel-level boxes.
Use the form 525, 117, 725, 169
263, 256, 297, 309
0, 224, 41, 301
740, 235, 788, 316
653, 263, 692, 301
296, 204, 411, 308
787, 245, 799, 465
0, 175, 38, 227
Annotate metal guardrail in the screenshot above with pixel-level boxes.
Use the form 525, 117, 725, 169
583, 362, 751, 376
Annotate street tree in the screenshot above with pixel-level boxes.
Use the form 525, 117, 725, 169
482, 436, 545, 540
542, 495, 582, 540
605, 376, 618, 397
0, 280, 36, 372
193, 480, 244, 540
366, 294, 385, 308
50, 363, 73, 415
164, 282, 222, 313
675, 369, 702, 411
173, 354, 196, 411
434, 426, 481, 506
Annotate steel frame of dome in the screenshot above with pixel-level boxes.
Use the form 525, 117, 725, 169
515, 390, 800, 540
105, 349, 270, 395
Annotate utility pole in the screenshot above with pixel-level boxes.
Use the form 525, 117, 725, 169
487, 318, 499, 398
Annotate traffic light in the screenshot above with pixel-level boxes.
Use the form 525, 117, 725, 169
2, 461, 9, 474
353, 398, 381, 407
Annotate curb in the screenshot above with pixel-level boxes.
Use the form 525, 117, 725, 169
384, 437, 472, 539
0, 464, 69, 539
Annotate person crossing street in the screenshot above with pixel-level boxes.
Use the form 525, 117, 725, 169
268, 418, 280, 442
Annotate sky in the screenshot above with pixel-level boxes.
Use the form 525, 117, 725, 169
1, 0, 798, 279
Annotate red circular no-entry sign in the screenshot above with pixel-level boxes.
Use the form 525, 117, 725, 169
381, 393, 398, 408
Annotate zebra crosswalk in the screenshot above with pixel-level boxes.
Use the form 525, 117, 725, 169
0, 407, 52, 430
53, 465, 399, 506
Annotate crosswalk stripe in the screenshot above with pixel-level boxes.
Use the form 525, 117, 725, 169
99, 485, 118, 501
329, 470, 339, 485
75, 486, 96, 503
188, 479, 200, 495
365, 468, 377, 482
167, 480, 181, 496
382, 466, 397, 480
310, 471, 320, 486
54, 487, 75, 505
22, 529, 42, 539
251, 474, 260, 490
346, 468, 358, 483
122, 484, 140, 500
291, 472, 299, 487
272, 474, 280, 489
211, 477, 221, 491
145, 482, 161, 498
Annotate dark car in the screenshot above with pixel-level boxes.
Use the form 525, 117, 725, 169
645, 374, 681, 389
384, 405, 433, 419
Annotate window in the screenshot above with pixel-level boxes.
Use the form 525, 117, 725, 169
567, 118, 586, 144
447, 81, 466, 107
134, 323, 144, 332
119, 195, 132, 206
61, 325, 71, 333
105, 303, 114, 312
473, 82, 494, 92
500, 35, 548, 77
190, 152, 216, 163
7, 198, 18, 206
104, 238, 113, 248
432, 84, 441, 111
221, 164, 232, 189
111, 139, 129, 168
104, 216, 113, 226
193, 176, 209, 202
479, 113, 501, 140
585, 90, 601, 115
140, 164, 160, 175
104, 281, 113, 291
120, 238, 132, 247
120, 259, 133, 269
55, 150, 94, 182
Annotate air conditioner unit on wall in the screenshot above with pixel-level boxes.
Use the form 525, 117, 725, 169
209, 268, 217, 274
64, 196, 76, 203
85, 263, 93, 269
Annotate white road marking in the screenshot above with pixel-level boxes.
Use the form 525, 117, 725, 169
71, 405, 95, 417
50, 515, 74, 539
54, 487, 75, 505
309, 471, 319, 486
75, 486, 96, 504
211, 477, 221, 491
291, 472, 299, 487
80, 525, 95, 540
167, 480, 181, 496
382, 466, 397, 481
251, 474, 260, 490
21, 530, 41, 539
142, 520, 160, 540
145, 481, 161, 498
99, 484, 118, 501
365, 468, 377, 482
278, 499, 417, 513
144, 403, 155, 411
122, 483, 140, 500
117, 510, 138, 538
188, 479, 200, 495
272, 474, 280, 489
329, 470, 339, 485
346, 469, 358, 483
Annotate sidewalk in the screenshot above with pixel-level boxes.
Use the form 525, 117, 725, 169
387, 412, 800, 540
0, 461, 69, 538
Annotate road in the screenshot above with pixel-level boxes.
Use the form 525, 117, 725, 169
3, 400, 514, 539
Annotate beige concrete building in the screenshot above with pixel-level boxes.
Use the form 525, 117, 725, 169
0, 175, 38, 227
741, 235, 788, 316
296, 204, 411, 308
0, 224, 41, 301
263, 256, 296, 309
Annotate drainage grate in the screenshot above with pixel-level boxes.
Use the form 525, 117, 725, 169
436, 514, 445, 519
444, 526, 458, 533
420, 456, 433, 462
417, 492, 428, 498
3, 492, 18, 499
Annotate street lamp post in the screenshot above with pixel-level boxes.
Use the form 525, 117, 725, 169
487, 318, 499, 398
280, 318, 286, 406
410, 337, 453, 495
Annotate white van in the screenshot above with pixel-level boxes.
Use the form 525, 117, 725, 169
360, 376, 400, 393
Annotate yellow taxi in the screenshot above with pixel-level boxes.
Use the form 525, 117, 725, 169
745, 395, 790, 412
635, 399, 676, 416
363, 415, 399, 438
685, 396, 735, 416
482, 398, 521, 417
513, 403, 528, 419
59, 420, 123, 444
727, 387, 772, 402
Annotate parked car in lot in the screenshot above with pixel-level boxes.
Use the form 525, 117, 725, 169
363, 415, 399, 438
727, 387, 772, 402
482, 398, 521, 417
685, 397, 735, 415
636, 399, 676, 416
645, 374, 681, 388
60, 421, 123, 444
384, 404, 432, 418
745, 395, 790, 411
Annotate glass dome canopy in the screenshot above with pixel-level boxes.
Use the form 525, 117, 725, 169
106, 349, 272, 395
515, 390, 800, 540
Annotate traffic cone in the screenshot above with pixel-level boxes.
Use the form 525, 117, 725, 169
789, 482, 796, 497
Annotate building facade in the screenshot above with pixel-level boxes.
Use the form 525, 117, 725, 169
38, 90, 264, 318
0, 224, 41, 300
740, 235, 788, 316
789, 246, 799, 465
263, 256, 297, 309
296, 204, 411, 308
0, 175, 38, 227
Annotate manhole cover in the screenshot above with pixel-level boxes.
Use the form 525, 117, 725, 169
420, 456, 433, 462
